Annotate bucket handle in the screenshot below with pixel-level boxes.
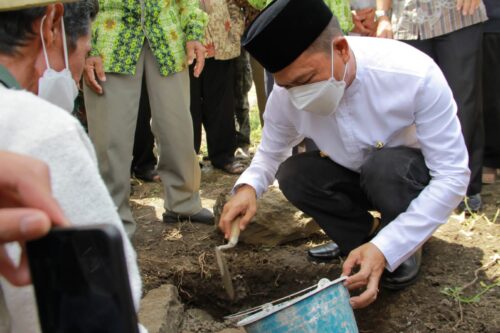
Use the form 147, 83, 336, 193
224, 276, 347, 321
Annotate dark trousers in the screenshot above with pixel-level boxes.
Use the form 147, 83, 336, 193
482, 32, 500, 168
404, 23, 484, 195
233, 49, 252, 147
189, 58, 237, 168
132, 77, 157, 173
276, 147, 430, 254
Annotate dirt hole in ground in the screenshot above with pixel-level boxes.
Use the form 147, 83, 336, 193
172, 242, 342, 320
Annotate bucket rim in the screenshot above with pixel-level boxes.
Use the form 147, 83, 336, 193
236, 276, 348, 327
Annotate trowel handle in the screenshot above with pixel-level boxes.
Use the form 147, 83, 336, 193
228, 217, 241, 247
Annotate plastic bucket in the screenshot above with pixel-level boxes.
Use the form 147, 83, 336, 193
235, 277, 358, 333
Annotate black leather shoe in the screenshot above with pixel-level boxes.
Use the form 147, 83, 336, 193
133, 168, 160, 182
162, 208, 214, 225
381, 248, 422, 290
307, 241, 342, 261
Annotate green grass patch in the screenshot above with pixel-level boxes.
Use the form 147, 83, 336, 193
249, 104, 263, 148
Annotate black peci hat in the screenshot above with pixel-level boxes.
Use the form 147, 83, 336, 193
242, 0, 333, 73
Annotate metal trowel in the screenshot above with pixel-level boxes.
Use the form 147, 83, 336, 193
215, 218, 241, 300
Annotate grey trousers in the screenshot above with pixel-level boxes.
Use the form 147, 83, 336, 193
84, 43, 202, 235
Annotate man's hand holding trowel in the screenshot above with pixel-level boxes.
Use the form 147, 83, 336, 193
215, 185, 257, 300
219, 183, 386, 309
219, 185, 257, 239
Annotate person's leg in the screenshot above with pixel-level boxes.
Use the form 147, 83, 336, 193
189, 63, 203, 154
360, 147, 431, 226
403, 39, 435, 58
84, 47, 145, 236
265, 69, 274, 97
233, 49, 252, 150
433, 25, 484, 207
143, 44, 204, 217
276, 151, 374, 254
360, 147, 430, 289
131, 77, 158, 181
201, 58, 241, 172
482, 32, 500, 172
250, 55, 267, 126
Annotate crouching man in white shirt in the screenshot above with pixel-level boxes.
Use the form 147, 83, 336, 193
219, 0, 470, 309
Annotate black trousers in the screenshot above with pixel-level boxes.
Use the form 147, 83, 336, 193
233, 49, 252, 147
189, 58, 237, 168
276, 147, 430, 254
132, 77, 157, 173
404, 23, 483, 196
482, 32, 500, 168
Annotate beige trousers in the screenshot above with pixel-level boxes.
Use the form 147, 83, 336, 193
84, 43, 202, 235
250, 56, 267, 126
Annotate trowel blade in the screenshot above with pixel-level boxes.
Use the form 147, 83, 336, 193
215, 246, 235, 300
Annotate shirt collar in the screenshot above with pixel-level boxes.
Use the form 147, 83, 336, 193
0, 64, 21, 89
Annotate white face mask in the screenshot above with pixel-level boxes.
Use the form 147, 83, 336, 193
288, 43, 347, 116
38, 16, 78, 112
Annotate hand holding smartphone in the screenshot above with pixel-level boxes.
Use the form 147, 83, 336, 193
27, 225, 139, 333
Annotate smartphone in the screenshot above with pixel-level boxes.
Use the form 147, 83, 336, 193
26, 224, 139, 333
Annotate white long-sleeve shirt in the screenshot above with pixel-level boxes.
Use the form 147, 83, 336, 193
0, 85, 146, 333
235, 36, 470, 271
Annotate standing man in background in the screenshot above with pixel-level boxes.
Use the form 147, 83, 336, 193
481, 0, 500, 184
84, 0, 214, 236
375, 0, 488, 212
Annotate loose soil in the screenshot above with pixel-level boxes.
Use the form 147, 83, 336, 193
132, 163, 500, 333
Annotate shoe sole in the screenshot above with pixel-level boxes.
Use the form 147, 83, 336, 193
306, 253, 343, 263
163, 216, 213, 225
380, 273, 420, 291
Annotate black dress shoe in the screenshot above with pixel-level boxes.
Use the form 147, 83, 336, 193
133, 168, 160, 182
163, 208, 214, 225
307, 241, 342, 261
381, 248, 422, 290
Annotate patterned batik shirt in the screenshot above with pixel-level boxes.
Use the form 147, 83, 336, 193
241, 0, 354, 33
201, 0, 245, 60
391, 0, 488, 40
89, 0, 208, 77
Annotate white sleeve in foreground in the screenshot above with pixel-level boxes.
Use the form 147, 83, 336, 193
2, 128, 145, 333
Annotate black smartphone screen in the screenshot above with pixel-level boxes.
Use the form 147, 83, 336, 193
26, 225, 139, 333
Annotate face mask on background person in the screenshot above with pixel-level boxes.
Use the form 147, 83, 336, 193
38, 16, 78, 112
288, 42, 347, 116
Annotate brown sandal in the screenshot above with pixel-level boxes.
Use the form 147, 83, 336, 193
482, 167, 496, 184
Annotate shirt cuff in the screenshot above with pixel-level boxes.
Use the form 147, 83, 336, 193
88, 47, 101, 57
233, 172, 266, 198
369, 234, 400, 272
183, 12, 208, 42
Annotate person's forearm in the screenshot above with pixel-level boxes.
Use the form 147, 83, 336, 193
376, 0, 391, 11
375, 0, 393, 37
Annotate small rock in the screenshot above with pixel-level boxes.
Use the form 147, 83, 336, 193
180, 307, 226, 333
184, 308, 214, 322
439, 298, 453, 307
139, 284, 184, 333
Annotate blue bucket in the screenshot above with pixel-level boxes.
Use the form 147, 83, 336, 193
234, 277, 358, 333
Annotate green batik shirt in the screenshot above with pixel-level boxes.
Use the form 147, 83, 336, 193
247, 0, 353, 33
89, 0, 208, 77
